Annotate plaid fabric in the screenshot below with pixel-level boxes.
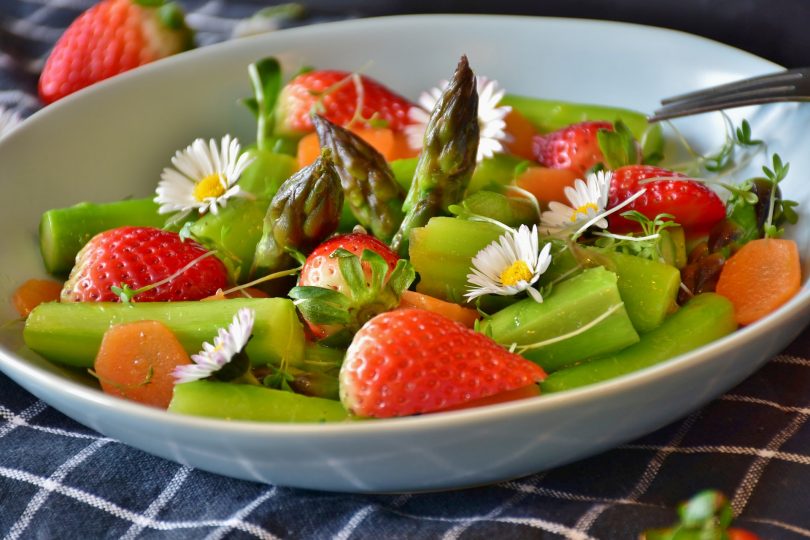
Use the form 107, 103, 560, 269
2, 1, 810, 538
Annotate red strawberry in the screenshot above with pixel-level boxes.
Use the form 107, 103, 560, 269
292, 232, 411, 341
61, 226, 227, 302
532, 121, 613, 175
340, 309, 546, 418
299, 232, 399, 293
608, 165, 726, 235
39, 0, 194, 104
275, 70, 415, 135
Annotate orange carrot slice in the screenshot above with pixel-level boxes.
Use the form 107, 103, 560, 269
503, 109, 539, 160
297, 127, 417, 169
515, 166, 579, 205
296, 132, 321, 169
398, 290, 479, 328
715, 238, 801, 325
94, 320, 191, 408
12, 278, 63, 317
442, 384, 542, 412
388, 129, 420, 161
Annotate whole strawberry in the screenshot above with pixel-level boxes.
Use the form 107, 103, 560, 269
61, 226, 227, 302
290, 232, 412, 341
39, 0, 194, 104
532, 121, 613, 175
275, 70, 415, 135
608, 165, 726, 235
299, 232, 399, 292
340, 309, 547, 418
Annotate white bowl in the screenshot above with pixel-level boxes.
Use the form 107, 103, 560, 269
1, 15, 809, 493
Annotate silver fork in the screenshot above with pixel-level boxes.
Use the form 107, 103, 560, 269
648, 67, 810, 122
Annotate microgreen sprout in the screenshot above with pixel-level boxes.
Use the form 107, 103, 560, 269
665, 115, 766, 177
593, 211, 679, 262
762, 152, 792, 238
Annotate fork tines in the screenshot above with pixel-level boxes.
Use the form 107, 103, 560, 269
648, 67, 810, 122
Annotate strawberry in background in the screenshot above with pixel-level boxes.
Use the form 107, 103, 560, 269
274, 70, 416, 135
38, 0, 194, 104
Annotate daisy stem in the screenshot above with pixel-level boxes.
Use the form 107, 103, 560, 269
514, 303, 624, 354
505, 185, 543, 223
117, 251, 217, 302
592, 231, 660, 242
221, 266, 302, 296
571, 188, 647, 242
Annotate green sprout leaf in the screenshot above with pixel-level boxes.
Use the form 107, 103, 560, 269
597, 120, 640, 170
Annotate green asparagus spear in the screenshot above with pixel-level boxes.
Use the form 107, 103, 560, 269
169, 381, 348, 422
312, 114, 406, 242
391, 55, 480, 256
40, 198, 166, 275
24, 298, 306, 369
252, 151, 343, 276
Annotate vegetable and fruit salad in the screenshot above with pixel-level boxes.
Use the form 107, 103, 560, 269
12, 54, 802, 423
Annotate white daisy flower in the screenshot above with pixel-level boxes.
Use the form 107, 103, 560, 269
0, 107, 22, 139
173, 308, 255, 384
540, 170, 612, 233
465, 224, 552, 303
405, 76, 512, 162
155, 134, 254, 222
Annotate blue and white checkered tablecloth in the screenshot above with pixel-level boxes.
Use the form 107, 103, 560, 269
2, 1, 810, 538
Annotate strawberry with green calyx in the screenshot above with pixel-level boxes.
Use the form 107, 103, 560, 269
532, 121, 612, 175
290, 245, 415, 343
275, 69, 416, 136
641, 490, 760, 540
340, 308, 546, 418
532, 120, 644, 175
39, 0, 194, 104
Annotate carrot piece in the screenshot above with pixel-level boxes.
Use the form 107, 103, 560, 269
503, 109, 539, 160
12, 279, 63, 317
353, 127, 395, 160
515, 166, 579, 204
442, 384, 542, 412
297, 127, 416, 169
296, 131, 321, 169
715, 238, 801, 325
388, 130, 420, 160
398, 290, 479, 328
93, 320, 192, 408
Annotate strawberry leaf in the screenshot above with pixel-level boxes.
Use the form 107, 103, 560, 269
387, 259, 416, 295
597, 120, 640, 170
361, 249, 390, 295
333, 248, 367, 299
289, 285, 352, 324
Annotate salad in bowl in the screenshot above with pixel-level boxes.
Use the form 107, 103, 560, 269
10, 52, 802, 422
1, 15, 808, 492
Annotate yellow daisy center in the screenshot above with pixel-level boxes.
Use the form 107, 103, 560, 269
193, 174, 226, 202
500, 260, 533, 287
570, 202, 599, 222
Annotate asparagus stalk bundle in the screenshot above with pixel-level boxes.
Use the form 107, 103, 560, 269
312, 114, 406, 243
391, 55, 480, 256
